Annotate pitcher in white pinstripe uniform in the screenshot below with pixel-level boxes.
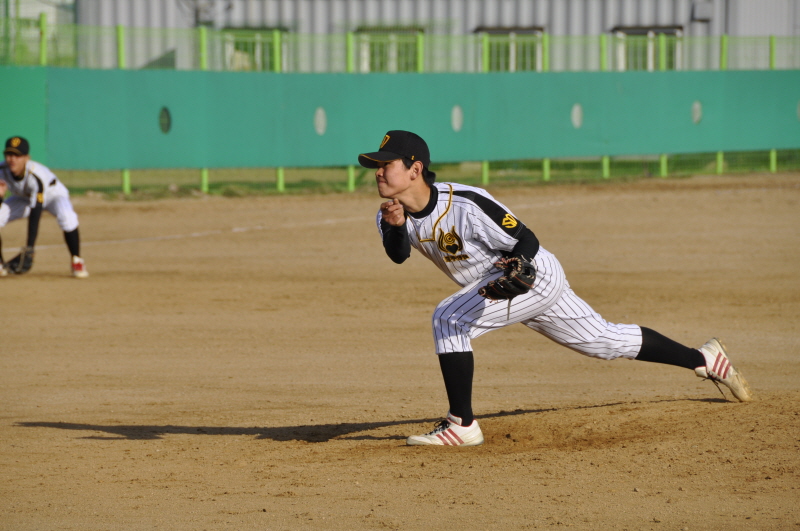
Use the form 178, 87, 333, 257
358, 131, 751, 447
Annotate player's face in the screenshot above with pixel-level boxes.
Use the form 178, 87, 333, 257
375, 159, 413, 199
4, 153, 29, 178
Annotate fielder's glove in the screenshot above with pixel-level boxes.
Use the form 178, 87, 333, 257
478, 257, 537, 301
7, 246, 34, 274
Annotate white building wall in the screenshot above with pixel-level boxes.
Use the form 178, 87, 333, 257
64, 0, 795, 37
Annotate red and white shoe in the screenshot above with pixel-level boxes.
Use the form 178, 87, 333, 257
695, 338, 752, 402
71, 256, 89, 278
407, 412, 484, 446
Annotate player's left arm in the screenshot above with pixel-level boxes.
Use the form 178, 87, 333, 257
507, 225, 539, 263
25, 176, 45, 250
459, 191, 540, 261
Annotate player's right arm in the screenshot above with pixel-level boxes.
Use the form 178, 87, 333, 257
377, 199, 411, 264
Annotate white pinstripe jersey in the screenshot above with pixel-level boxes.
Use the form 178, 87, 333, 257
376, 182, 526, 287
0, 160, 65, 207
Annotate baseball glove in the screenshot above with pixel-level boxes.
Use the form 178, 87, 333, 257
478, 257, 537, 301
7, 246, 34, 274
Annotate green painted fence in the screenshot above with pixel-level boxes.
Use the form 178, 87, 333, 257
1, 66, 798, 171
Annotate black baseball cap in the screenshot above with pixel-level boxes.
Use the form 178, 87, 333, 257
4, 136, 30, 156
358, 130, 430, 169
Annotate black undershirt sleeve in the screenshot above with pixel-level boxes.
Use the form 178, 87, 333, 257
26, 177, 44, 248
508, 225, 540, 262
380, 219, 411, 264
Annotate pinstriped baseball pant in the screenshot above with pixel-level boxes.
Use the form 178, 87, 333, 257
432, 247, 643, 359
0, 194, 79, 232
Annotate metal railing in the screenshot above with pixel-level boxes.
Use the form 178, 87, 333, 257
3, 16, 800, 72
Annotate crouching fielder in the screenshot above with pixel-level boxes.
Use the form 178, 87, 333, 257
358, 130, 751, 447
0, 136, 88, 278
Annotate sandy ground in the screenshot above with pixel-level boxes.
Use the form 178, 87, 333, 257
1, 173, 798, 531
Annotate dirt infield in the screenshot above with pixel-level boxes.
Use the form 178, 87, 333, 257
1, 173, 798, 530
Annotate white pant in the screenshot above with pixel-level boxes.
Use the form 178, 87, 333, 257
432, 248, 642, 359
0, 193, 79, 233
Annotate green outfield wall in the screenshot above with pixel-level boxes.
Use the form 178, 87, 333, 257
1, 66, 798, 170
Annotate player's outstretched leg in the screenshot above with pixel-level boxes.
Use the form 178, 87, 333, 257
407, 411, 484, 446
695, 338, 752, 402
636, 327, 752, 402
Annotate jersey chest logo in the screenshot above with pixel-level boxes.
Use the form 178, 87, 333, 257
437, 225, 470, 263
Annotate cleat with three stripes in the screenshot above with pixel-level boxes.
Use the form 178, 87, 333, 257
695, 338, 752, 402
407, 412, 484, 446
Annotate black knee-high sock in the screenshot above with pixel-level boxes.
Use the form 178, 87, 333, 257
63, 229, 80, 257
438, 351, 474, 426
636, 327, 705, 370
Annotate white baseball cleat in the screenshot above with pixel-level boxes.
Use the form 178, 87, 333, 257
0, 264, 8, 277
695, 338, 752, 402
71, 256, 89, 278
407, 412, 484, 446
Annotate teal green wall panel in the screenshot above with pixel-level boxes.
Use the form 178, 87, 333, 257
4, 66, 797, 170
0, 67, 48, 164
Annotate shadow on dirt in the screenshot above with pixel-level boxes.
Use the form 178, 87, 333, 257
16, 398, 724, 442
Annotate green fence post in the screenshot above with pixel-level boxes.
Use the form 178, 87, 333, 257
199, 26, 208, 71
659, 154, 668, 178
416, 32, 424, 73
118, 24, 128, 194
3, 1, 9, 66
543, 158, 551, 182
200, 168, 209, 193
481, 161, 489, 186
600, 35, 609, 176
116, 24, 126, 69
199, 26, 209, 191
769, 35, 776, 70
347, 165, 355, 192
272, 29, 281, 72
276, 167, 285, 192
13, 0, 20, 63
599, 33, 607, 72
38, 12, 46, 66
346, 32, 355, 73
717, 35, 728, 171
768, 37, 777, 172
658, 32, 666, 71
122, 169, 131, 195
542, 32, 550, 72
481, 32, 489, 72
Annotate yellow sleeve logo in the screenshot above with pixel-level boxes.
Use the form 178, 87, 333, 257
37, 193, 44, 203
502, 214, 518, 229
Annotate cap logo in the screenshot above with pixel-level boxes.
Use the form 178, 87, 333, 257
10, 137, 21, 148
380, 135, 390, 149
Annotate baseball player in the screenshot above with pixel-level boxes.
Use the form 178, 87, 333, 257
358, 130, 751, 447
0, 136, 88, 278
